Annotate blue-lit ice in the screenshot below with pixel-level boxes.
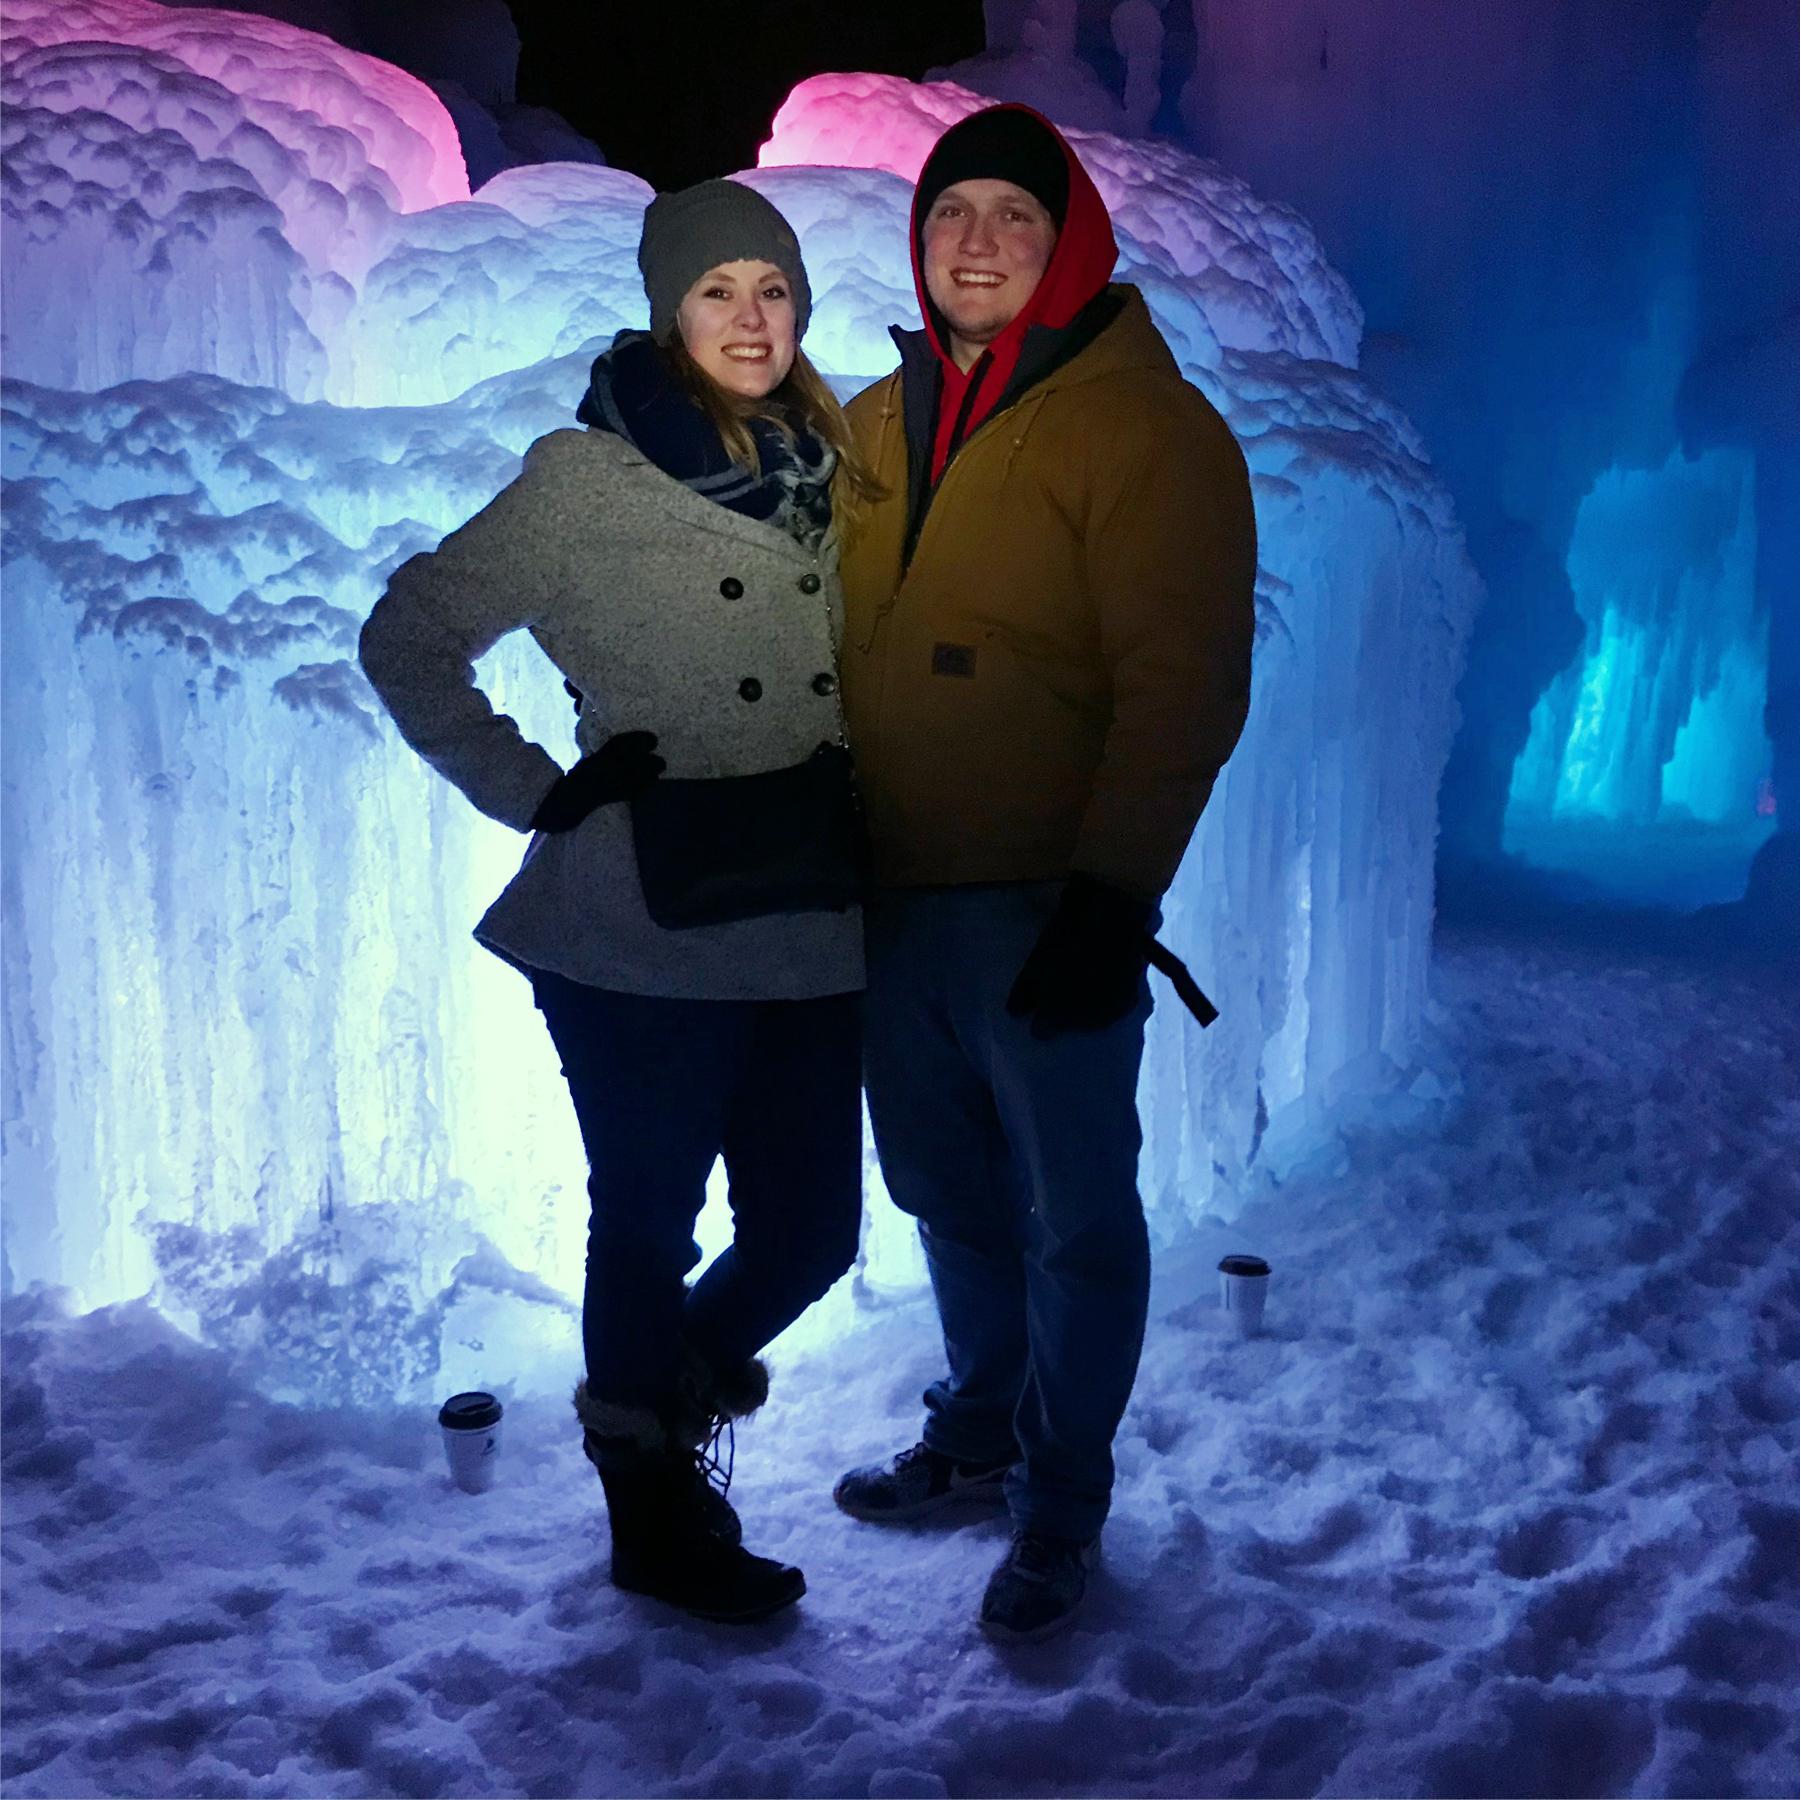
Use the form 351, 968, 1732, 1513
1, 2, 1481, 1368
1505, 445, 1777, 906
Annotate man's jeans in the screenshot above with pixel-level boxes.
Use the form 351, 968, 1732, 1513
533, 971, 863, 1410
863, 884, 1153, 1542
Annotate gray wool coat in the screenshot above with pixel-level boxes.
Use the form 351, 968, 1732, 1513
358, 427, 865, 1000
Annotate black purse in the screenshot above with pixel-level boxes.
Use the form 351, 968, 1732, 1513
628, 742, 866, 929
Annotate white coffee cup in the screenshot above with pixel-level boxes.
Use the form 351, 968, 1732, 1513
438, 1391, 503, 1493
1218, 1254, 1271, 1337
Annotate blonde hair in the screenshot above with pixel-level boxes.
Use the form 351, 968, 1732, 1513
660, 338, 885, 502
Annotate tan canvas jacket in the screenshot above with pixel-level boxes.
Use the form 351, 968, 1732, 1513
836, 286, 1257, 901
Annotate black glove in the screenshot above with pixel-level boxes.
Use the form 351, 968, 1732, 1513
1005, 873, 1153, 1040
530, 731, 664, 833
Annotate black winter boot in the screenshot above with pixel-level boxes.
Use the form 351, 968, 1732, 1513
574, 1378, 741, 1545
572, 1388, 804, 1624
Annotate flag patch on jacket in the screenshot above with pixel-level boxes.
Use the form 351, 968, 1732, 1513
931, 642, 976, 678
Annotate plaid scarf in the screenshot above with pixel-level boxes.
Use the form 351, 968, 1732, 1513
577, 331, 834, 552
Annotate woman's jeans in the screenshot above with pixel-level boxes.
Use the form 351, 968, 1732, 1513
862, 884, 1153, 1544
532, 970, 863, 1411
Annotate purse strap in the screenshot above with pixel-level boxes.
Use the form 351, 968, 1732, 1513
1144, 937, 1219, 1028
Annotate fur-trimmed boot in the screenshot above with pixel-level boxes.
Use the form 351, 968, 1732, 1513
573, 1350, 772, 1547
672, 1342, 770, 1444
575, 1376, 742, 1545
572, 1385, 804, 1624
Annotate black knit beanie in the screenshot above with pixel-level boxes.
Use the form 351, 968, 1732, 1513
637, 179, 813, 345
915, 107, 1070, 227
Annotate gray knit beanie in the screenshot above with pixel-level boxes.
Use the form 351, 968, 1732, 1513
637, 179, 812, 346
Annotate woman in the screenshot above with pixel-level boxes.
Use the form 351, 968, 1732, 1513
359, 180, 877, 1624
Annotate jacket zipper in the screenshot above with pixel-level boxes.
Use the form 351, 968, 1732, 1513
900, 389, 1045, 586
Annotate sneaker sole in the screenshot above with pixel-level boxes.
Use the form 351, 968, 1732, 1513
613, 1569, 805, 1624
977, 1589, 1087, 1645
833, 1480, 1011, 1524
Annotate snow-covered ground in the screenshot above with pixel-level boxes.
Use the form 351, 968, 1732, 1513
4, 925, 1796, 1800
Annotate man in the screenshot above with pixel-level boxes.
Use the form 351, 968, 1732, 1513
831, 103, 1257, 1642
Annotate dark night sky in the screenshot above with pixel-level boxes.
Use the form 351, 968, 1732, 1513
504, 0, 985, 189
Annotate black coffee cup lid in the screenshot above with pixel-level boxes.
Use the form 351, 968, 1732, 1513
438, 1391, 502, 1430
1218, 1254, 1270, 1277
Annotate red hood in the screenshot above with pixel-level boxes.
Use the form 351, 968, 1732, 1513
910, 105, 1118, 480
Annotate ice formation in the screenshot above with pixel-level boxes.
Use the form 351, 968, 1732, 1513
1183, 1, 1791, 908
1504, 446, 1773, 906
0, 0, 476, 399
1, 1, 1481, 1399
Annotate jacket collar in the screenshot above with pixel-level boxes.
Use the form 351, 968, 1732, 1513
890, 285, 1167, 445
887, 285, 1162, 564
588, 431, 837, 568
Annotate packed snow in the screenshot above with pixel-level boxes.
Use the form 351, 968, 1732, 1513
4, 928, 1796, 1798
1, 0, 1481, 1319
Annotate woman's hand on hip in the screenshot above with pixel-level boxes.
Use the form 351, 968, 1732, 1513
530, 731, 665, 833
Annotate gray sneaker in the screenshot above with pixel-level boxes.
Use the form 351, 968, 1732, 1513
833, 1441, 1014, 1522
978, 1531, 1099, 1643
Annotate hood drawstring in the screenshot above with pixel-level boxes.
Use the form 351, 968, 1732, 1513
999, 392, 1050, 481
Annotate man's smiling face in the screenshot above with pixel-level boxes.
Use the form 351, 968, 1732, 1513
921, 179, 1059, 369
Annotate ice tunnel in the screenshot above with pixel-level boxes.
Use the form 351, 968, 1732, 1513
1130, 0, 1796, 927
0, 0, 1482, 1402
1504, 446, 1776, 908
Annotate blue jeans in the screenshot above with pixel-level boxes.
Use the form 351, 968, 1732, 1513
862, 884, 1153, 1542
532, 971, 863, 1409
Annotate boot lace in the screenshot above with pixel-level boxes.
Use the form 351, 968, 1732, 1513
694, 1415, 735, 1500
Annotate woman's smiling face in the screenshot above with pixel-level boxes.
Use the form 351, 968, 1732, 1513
676, 260, 798, 399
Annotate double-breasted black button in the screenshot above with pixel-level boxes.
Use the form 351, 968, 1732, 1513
738, 677, 762, 702
811, 672, 837, 696
719, 576, 744, 599
797, 572, 822, 595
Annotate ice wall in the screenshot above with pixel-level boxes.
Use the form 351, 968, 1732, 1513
146, 0, 605, 188
1, 5, 1480, 1400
